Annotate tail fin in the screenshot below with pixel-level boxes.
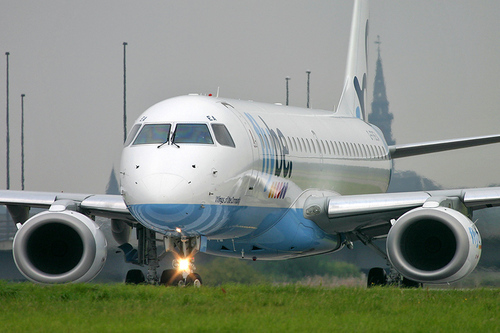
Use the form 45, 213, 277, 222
336, 0, 369, 120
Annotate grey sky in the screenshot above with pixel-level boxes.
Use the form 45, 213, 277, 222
1, 1, 499, 194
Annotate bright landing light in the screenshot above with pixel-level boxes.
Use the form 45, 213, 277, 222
178, 259, 190, 272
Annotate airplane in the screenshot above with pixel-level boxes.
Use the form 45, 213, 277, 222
2, 0, 500, 287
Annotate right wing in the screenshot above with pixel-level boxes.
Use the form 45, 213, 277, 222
389, 134, 500, 159
0, 190, 137, 284
0, 190, 134, 223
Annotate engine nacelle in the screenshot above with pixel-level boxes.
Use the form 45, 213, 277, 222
12, 210, 107, 284
386, 206, 481, 284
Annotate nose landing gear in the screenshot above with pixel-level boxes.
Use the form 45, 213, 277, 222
122, 225, 204, 287
160, 235, 204, 287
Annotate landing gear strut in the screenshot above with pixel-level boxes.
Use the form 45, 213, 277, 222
124, 225, 161, 284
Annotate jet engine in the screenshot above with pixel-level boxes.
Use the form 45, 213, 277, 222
12, 210, 107, 284
386, 206, 481, 284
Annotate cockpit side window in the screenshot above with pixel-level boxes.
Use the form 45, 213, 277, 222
211, 124, 236, 148
124, 124, 141, 146
173, 124, 214, 144
133, 124, 171, 145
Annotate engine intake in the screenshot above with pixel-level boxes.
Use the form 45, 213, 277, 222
12, 210, 107, 284
387, 206, 481, 283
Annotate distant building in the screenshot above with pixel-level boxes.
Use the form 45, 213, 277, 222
106, 168, 120, 195
369, 36, 395, 146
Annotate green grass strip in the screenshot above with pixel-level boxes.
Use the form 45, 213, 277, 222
0, 281, 498, 332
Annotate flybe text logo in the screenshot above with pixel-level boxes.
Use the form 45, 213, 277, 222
244, 113, 292, 179
268, 182, 288, 199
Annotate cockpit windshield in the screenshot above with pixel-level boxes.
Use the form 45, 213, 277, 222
173, 124, 214, 144
211, 123, 235, 148
133, 124, 171, 145
124, 124, 141, 146
129, 123, 215, 147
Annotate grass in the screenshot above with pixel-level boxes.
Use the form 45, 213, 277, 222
0, 281, 499, 332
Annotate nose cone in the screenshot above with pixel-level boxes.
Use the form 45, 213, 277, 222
122, 172, 194, 205
141, 173, 193, 200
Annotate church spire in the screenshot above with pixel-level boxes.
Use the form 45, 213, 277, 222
369, 36, 395, 145
106, 167, 120, 195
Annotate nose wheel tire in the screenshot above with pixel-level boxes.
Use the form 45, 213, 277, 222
160, 269, 182, 286
160, 269, 202, 287
186, 273, 202, 287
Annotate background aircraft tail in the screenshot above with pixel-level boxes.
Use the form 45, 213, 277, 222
336, 0, 369, 120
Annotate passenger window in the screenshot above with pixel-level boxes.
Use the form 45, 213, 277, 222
173, 124, 214, 144
211, 124, 235, 147
287, 137, 293, 152
124, 124, 141, 146
322, 140, 329, 155
345, 142, 351, 156
362, 145, 367, 157
133, 124, 171, 145
280, 136, 288, 154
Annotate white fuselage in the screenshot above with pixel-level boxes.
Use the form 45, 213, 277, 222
120, 95, 391, 246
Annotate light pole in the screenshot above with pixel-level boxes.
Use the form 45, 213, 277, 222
123, 42, 128, 143
5, 52, 10, 190
306, 70, 311, 108
285, 76, 291, 106
21, 94, 25, 190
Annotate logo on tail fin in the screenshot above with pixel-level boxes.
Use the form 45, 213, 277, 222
336, 0, 369, 120
354, 73, 367, 119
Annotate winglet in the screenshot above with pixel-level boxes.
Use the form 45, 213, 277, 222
336, 0, 369, 120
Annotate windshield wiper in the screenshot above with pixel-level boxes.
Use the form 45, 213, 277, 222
157, 140, 169, 149
157, 136, 180, 149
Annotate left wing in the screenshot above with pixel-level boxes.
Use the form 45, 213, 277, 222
303, 187, 500, 283
304, 187, 500, 234
389, 134, 500, 159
